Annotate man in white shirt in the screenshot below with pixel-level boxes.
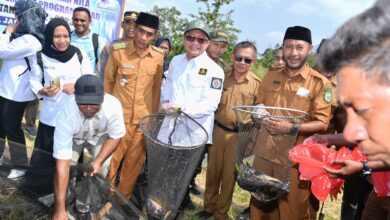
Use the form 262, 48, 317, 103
53, 74, 125, 220
160, 18, 225, 209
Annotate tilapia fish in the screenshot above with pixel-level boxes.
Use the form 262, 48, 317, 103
236, 164, 290, 203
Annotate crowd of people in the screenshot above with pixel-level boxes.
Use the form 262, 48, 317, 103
1, 0, 390, 219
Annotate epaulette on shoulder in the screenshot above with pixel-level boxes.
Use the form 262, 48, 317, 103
112, 42, 127, 50
152, 45, 164, 55
250, 72, 262, 82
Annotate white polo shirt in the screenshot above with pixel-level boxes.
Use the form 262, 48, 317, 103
53, 94, 126, 160
161, 51, 224, 144
0, 33, 41, 102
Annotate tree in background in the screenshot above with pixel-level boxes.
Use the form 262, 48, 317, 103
150, 6, 188, 56
190, 0, 240, 64
150, 0, 241, 64
252, 43, 316, 79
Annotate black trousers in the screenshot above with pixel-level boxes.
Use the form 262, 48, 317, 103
341, 174, 373, 220
29, 121, 56, 168
0, 96, 28, 166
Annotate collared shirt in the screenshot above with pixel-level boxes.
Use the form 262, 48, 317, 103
0, 33, 41, 102
29, 49, 93, 126
53, 94, 126, 160
161, 51, 225, 144
71, 31, 107, 71
215, 69, 261, 128
104, 41, 164, 124
255, 64, 332, 165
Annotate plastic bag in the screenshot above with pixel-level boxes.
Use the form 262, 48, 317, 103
289, 143, 366, 202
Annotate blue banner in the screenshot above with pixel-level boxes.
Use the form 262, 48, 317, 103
0, 0, 125, 42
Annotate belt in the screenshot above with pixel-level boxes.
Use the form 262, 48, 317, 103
214, 120, 238, 133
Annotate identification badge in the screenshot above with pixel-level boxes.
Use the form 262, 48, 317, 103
296, 87, 310, 97
120, 74, 127, 86
324, 88, 332, 103
199, 68, 207, 75
210, 77, 222, 90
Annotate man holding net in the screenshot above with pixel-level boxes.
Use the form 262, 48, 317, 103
250, 26, 332, 219
160, 18, 225, 210
53, 75, 125, 220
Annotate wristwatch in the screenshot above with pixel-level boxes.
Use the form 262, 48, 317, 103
361, 161, 372, 177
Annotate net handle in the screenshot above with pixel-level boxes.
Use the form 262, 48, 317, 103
233, 105, 307, 119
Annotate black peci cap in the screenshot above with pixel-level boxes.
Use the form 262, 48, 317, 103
136, 12, 159, 30
283, 26, 312, 44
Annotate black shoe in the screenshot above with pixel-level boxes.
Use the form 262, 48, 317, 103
190, 183, 202, 195
180, 199, 196, 210
195, 210, 213, 219
236, 207, 250, 220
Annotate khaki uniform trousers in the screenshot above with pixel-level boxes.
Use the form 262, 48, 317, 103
204, 125, 237, 220
361, 191, 390, 220
107, 122, 146, 198
250, 165, 319, 220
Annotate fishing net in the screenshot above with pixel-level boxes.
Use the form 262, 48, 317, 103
0, 138, 144, 220
233, 105, 306, 203
140, 111, 208, 220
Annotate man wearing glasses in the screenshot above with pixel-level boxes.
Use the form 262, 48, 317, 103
250, 26, 332, 220
197, 41, 261, 220
160, 19, 225, 209
104, 12, 164, 200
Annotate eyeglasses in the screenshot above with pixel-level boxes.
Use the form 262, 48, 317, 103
234, 56, 253, 64
184, 35, 208, 44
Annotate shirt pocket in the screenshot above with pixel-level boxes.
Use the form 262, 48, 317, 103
117, 66, 136, 86
147, 65, 158, 76
264, 85, 281, 106
291, 88, 311, 112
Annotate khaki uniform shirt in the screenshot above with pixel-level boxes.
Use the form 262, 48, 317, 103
104, 41, 164, 124
215, 70, 261, 128
255, 64, 332, 165
216, 58, 230, 72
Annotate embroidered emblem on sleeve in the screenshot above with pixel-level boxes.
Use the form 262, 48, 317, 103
211, 77, 223, 90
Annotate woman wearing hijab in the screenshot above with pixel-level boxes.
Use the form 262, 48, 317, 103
0, 0, 46, 179
29, 18, 93, 169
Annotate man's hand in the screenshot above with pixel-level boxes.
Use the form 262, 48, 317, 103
62, 83, 75, 95
303, 134, 329, 146
39, 85, 60, 97
262, 117, 292, 135
323, 160, 363, 178
90, 161, 102, 176
161, 102, 179, 114
53, 209, 68, 220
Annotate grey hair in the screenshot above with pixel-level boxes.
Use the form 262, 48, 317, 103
14, 0, 47, 44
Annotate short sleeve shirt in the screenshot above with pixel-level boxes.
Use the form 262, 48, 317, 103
53, 94, 126, 160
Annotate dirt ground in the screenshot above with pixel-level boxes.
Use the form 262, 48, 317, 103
0, 133, 342, 220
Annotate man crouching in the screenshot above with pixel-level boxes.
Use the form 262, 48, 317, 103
53, 74, 125, 220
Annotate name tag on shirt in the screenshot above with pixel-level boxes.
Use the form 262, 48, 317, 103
296, 87, 310, 97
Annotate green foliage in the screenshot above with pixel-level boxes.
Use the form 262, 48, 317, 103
258, 44, 280, 70
190, 0, 241, 64
150, 0, 241, 62
149, 6, 188, 56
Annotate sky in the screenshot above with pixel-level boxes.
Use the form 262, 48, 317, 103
124, 0, 376, 54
